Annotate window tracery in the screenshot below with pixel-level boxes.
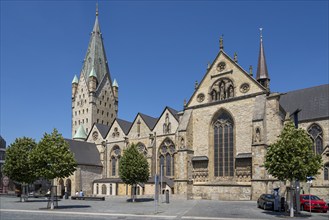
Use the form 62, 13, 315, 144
209, 78, 234, 102
324, 163, 329, 181
307, 124, 323, 155
159, 138, 176, 177
213, 112, 234, 177
137, 142, 147, 157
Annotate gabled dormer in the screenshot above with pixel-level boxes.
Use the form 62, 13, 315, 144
127, 113, 158, 139
105, 118, 132, 141
153, 107, 179, 136
86, 123, 111, 143
186, 37, 267, 109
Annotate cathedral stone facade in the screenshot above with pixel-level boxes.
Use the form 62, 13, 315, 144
56, 9, 329, 201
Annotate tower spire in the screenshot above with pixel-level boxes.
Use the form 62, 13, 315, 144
96, 2, 99, 16
256, 28, 270, 89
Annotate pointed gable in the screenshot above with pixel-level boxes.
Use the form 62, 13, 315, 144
128, 113, 158, 138
105, 118, 130, 141
153, 107, 179, 135
117, 118, 132, 135
186, 49, 266, 108
86, 123, 110, 143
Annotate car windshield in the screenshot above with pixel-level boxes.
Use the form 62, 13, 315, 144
265, 194, 274, 199
301, 195, 321, 200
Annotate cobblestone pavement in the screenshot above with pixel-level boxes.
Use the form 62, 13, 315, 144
0, 195, 328, 220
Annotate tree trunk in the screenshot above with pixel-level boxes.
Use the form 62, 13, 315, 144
290, 180, 294, 217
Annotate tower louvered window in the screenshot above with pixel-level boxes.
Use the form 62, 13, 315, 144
214, 112, 234, 177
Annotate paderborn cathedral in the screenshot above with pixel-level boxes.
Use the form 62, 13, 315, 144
55, 7, 329, 201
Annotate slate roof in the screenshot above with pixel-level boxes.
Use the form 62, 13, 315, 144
80, 10, 112, 90
256, 36, 269, 80
280, 84, 329, 122
167, 106, 179, 121
94, 123, 111, 138
139, 113, 158, 130
117, 118, 132, 135
65, 139, 102, 167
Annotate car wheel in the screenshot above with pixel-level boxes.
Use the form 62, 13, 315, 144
263, 204, 266, 210
323, 210, 327, 213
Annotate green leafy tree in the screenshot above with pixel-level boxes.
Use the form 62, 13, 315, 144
31, 128, 77, 180
119, 143, 149, 202
264, 120, 322, 216
30, 129, 77, 208
3, 137, 38, 190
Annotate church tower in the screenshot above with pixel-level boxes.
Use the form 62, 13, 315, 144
71, 5, 118, 138
256, 28, 270, 90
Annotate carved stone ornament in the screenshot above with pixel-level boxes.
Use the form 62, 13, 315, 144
197, 93, 205, 103
254, 127, 261, 143
92, 131, 98, 140
112, 127, 120, 138
240, 83, 250, 93
216, 61, 226, 72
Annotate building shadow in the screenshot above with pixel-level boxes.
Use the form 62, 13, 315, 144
126, 198, 154, 203
39, 205, 91, 210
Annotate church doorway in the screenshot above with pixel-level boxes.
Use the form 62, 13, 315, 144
65, 179, 72, 196
58, 179, 65, 196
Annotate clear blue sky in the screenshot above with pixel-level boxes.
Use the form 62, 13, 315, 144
1, 0, 328, 146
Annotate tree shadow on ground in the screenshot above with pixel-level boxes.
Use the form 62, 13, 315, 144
14, 199, 51, 203
126, 198, 154, 203
261, 210, 314, 218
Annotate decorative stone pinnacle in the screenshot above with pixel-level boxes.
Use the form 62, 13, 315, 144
234, 52, 238, 63
219, 35, 224, 50
195, 80, 199, 89
249, 65, 253, 76
96, 2, 99, 16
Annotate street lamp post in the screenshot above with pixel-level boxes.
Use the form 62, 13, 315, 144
290, 109, 301, 214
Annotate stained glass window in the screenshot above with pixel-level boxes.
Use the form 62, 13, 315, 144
214, 112, 234, 177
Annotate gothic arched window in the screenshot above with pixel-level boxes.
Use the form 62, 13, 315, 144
209, 78, 234, 102
111, 157, 117, 176
213, 112, 234, 177
324, 163, 329, 181
159, 138, 175, 177
307, 124, 323, 155
101, 184, 107, 195
110, 145, 121, 177
137, 142, 147, 157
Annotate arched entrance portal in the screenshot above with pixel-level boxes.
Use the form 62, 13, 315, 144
58, 179, 65, 196
65, 179, 72, 196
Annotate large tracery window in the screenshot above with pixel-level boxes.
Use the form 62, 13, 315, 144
307, 124, 323, 155
110, 145, 121, 177
159, 138, 176, 177
213, 112, 234, 177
